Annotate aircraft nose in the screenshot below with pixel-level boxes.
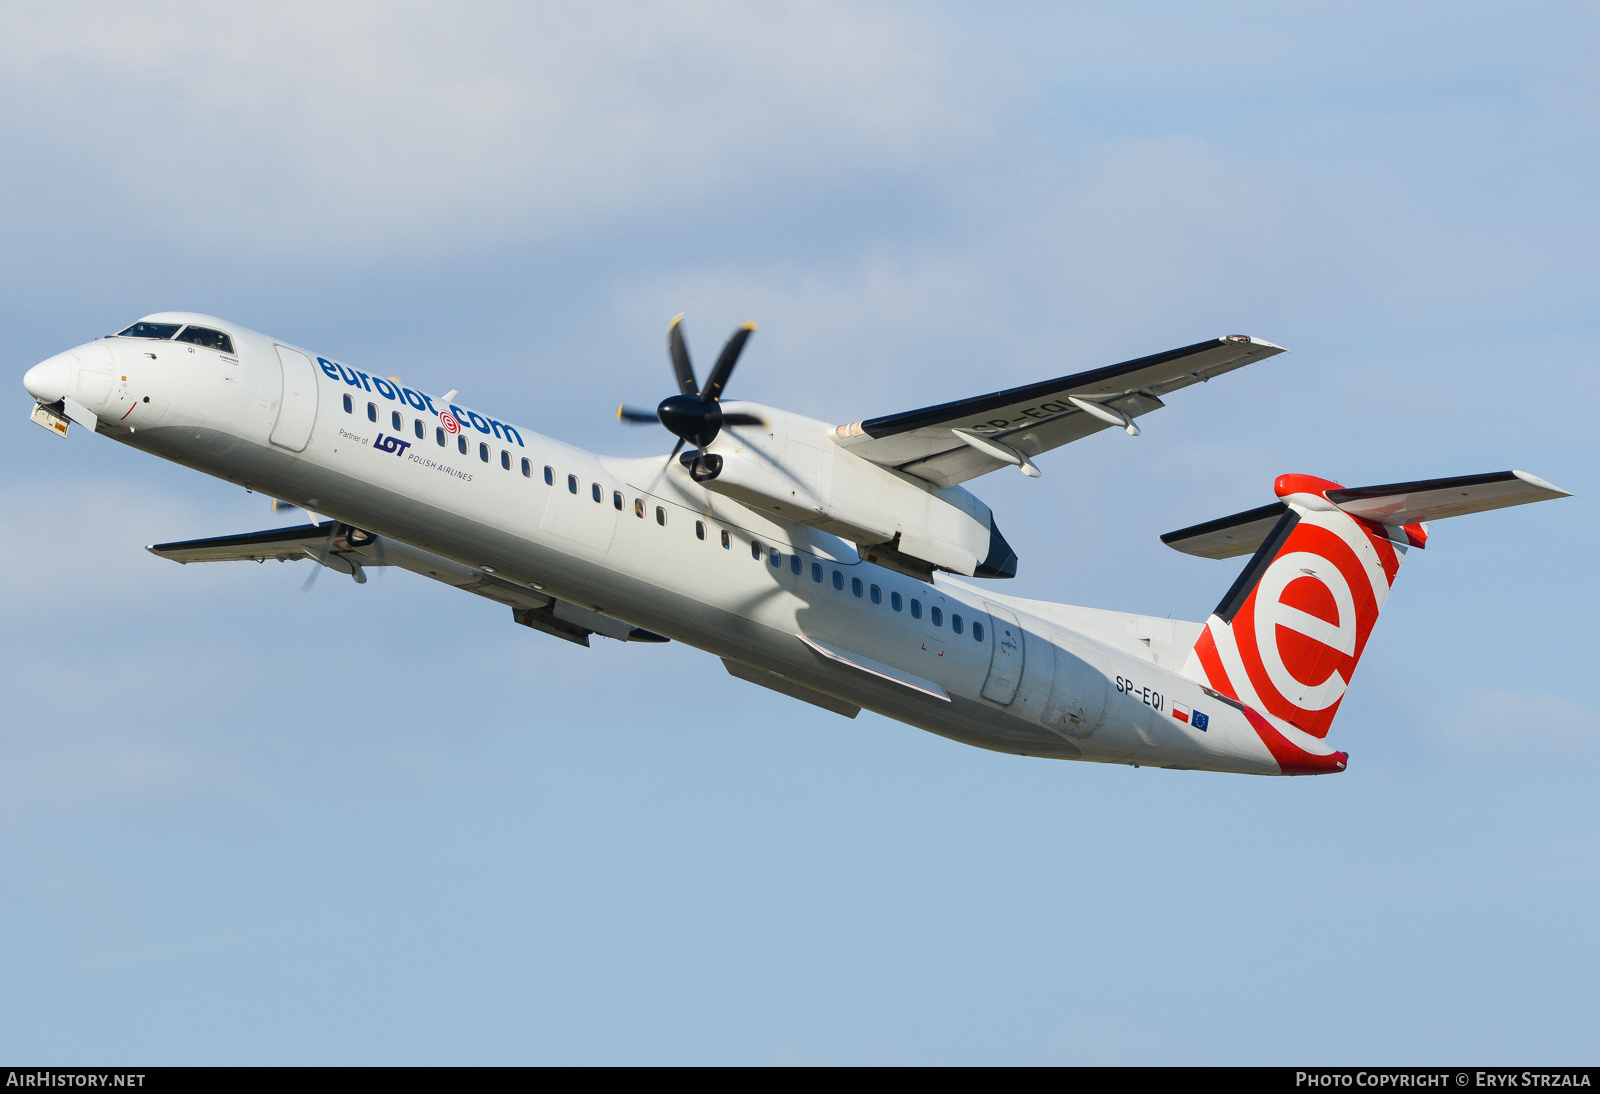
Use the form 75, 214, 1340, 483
24, 352, 73, 404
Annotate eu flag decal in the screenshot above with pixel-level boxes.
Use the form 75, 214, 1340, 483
1191, 709, 1209, 732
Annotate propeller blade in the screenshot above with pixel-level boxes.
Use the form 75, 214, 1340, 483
668, 314, 698, 397
302, 522, 340, 592
701, 322, 756, 403
649, 436, 688, 494
617, 404, 661, 424
720, 411, 766, 428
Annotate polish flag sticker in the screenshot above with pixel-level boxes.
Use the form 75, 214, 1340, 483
1173, 704, 1209, 731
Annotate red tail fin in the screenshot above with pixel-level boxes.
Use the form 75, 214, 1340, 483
1180, 474, 1414, 740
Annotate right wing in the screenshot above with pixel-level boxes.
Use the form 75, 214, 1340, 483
832, 335, 1285, 488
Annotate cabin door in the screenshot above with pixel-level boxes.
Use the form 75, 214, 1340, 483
980, 602, 1025, 705
1041, 636, 1110, 739
270, 345, 318, 452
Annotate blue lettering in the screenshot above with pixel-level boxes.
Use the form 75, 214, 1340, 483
336, 363, 362, 387
467, 410, 490, 434
420, 393, 439, 414
318, 357, 340, 381
403, 388, 427, 411
373, 377, 397, 400
357, 372, 373, 392
498, 422, 523, 447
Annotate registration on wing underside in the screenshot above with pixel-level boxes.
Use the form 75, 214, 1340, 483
831, 336, 1285, 488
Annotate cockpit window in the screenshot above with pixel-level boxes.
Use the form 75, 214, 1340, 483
174, 326, 235, 354
118, 322, 182, 340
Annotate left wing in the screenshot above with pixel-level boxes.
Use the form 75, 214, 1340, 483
832, 335, 1284, 487
148, 523, 667, 645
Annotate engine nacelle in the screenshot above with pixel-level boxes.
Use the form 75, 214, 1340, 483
695, 405, 1017, 579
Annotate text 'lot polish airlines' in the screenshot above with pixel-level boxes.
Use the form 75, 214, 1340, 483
23, 313, 1571, 774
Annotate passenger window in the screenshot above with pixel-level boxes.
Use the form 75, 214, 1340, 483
790, 555, 801, 575
502, 451, 511, 470
367, 402, 377, 422
696, 520, 706, 540
567, 474, 578, 494
458, 435, 468, 455
392, 410, 402, 430
343, 394, 353, 414
544, 465, 553, 485
613, 490, 623, 510
891, 591, 902, 611
591, 482, 601, 502
656, 506, 666, 526
174, 326, 234, 354
832, 570, 843, 591
910, 600, 923, 619
436, 427, 445, 446
413, 419, 424, 439
522, 458, 532, 478
851, 577, 863, 597
635, 498, 645, 518
812, 562, 822, 582
952, 614, 963, 635
751, 540, 763, 560
721, 530, 731, 549
770, 549, 781, 568
972, 621, 985, 642
870, 584, 881, 604
931, 607, 943, 627
479, 442, 490, 462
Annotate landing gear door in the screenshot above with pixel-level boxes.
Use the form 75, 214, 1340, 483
270, 345, 318, 452
980, 602, 1025, 705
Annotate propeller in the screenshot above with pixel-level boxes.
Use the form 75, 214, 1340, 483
301, 521, 340, 592
618, 315, 765, 481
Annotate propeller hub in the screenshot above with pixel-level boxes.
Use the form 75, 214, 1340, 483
657, 394, 723, 449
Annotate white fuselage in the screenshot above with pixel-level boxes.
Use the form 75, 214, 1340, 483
27, 314, 1289, 774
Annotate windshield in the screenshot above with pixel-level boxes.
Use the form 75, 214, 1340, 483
174, 326, 234, 354
118, 321, 182, 340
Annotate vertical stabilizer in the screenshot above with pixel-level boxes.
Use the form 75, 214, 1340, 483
1180, 474, 1416, 745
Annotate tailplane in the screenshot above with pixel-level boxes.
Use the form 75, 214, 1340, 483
1164, 470, 1569, 766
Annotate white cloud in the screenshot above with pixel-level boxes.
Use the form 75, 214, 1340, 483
0, 1, 1006, 261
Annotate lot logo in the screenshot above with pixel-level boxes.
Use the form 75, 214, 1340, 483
439, 409, 462, 435
374, 433, 412, 457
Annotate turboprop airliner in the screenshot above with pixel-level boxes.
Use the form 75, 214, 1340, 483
22, 312, 1571, 775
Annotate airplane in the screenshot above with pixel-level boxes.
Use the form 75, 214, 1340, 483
22, 312, 1571, 775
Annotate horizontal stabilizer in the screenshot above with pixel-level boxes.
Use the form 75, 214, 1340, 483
1160, 502, 1288, 560
1162, 470, 1571, 559
1323, 470, 1570, 526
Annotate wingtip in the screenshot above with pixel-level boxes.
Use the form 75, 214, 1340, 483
669, 313, 684, 329
741, 320, 757, 332
1511, 470, 1574, 498
1223, 334, 1287, 352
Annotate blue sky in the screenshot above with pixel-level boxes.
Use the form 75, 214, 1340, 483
1, 2, 1595, 1063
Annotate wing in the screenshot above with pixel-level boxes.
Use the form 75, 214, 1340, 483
148, 523, 668, 645
832, 335, 1285, 487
